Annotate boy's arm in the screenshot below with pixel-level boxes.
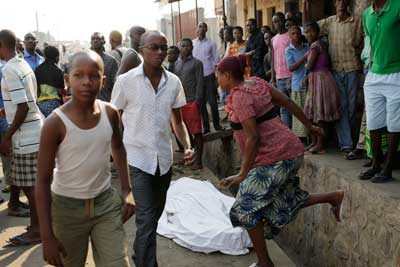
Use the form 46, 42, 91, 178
36, 114, 67, 266
106, 104, 135, 223
286, 49, 308, 72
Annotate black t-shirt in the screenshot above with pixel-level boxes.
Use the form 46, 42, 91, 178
34, 60, 65, 94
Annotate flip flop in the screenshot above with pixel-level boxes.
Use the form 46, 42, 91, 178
7, 207, 30, 217
5, 235, 41, 247
2, 185, 11, 193
331, 191, 344, 222
359, 168, 381, 180
371, 173, 394, 183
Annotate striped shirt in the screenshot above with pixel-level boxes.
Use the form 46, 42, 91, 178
318, 15, 364, 72
1, 56, 44, 154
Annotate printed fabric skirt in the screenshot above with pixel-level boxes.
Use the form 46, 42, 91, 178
304, 71, 341, 123
230, 156, 309, 239
365, 129, 400, 158
291, 91, 308, 138
38, 99, 62, 117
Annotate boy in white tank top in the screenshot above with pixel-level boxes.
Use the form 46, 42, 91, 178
36, 51, 135, 267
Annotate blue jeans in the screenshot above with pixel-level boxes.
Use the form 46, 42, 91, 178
199, 73, 220, 131
333, 71, 360, 150
276, 78, 292, 128
220, 91, 229, 106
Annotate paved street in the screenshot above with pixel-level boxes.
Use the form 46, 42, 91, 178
0, 157, 295, 267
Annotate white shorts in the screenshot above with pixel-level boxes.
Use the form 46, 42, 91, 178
364, 72, 400, 132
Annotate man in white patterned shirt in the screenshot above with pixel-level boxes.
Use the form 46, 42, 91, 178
0, 29, 43, 246
111, 31, 194, 267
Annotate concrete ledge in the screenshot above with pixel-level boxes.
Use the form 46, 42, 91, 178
202, 135, 400, 267
203, 128, 233, 143
277, 153, 400, 267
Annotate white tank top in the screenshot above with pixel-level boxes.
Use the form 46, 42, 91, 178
51, 100, 113, 199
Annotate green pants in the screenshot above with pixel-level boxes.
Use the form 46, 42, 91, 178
51, 188, 130, 267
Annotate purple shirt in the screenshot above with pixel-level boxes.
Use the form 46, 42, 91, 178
192, 37, 219, 76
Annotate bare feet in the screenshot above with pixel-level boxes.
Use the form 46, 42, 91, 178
307, 146, 326, 155
330, 191, 344, 222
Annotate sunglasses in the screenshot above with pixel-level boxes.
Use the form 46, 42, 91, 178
140, 44, 168, 52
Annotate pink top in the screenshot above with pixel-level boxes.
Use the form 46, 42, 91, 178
272, 32, 292, 79
225, 77, 304, 167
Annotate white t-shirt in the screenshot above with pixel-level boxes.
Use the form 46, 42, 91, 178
1, 56, 43, 154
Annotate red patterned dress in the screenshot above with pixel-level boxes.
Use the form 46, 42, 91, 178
225, 77, 309, 239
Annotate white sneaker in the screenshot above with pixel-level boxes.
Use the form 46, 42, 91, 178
248, 263, 258, 267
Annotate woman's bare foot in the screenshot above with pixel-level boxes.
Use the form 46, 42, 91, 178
330, 190, 344, 222
308, 146, 326, 155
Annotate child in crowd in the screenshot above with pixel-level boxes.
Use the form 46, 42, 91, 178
35, 46, 65, 117
36, 51, 135, 267
285, 25, 309, 140
303, 22, 341, 154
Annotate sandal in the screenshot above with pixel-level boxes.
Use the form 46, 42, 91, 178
2, 185, 11, 193
5, 235, 41, 247
359, 168, 381, 180
346, 150, 363, 160
371, 172, 394, 183
7, 206, 30, 217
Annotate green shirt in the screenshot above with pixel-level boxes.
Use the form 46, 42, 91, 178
363, 0, 400, 74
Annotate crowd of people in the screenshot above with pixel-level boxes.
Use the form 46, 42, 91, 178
0, 0, 398, 266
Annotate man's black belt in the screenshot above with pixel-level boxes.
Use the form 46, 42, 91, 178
230, 106, 279, 131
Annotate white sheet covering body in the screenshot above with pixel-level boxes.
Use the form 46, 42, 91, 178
157, 177, 253, 255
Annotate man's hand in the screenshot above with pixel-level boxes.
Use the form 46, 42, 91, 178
0, 137, 11, 156
42, 236, 67, 267
121, 190, 135, 223
219, 174, 245, 189
183, 148, 195, 165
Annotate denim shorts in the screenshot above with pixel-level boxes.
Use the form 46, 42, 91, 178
364, 71, 400, 132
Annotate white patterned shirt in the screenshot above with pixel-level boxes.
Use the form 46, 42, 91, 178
111, 63, 186, 175
1, 56, 44, 154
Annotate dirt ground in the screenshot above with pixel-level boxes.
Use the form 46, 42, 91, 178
0, 160, 295, 267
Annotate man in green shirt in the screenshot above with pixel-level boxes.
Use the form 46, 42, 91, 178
361, 0, 400, 183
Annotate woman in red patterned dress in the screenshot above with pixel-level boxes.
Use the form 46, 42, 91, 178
217, 56, 345, 267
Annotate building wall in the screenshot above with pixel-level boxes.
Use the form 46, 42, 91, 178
235, 0, 371, 34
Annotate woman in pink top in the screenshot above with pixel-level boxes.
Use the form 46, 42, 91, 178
218, 56, 345, 267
